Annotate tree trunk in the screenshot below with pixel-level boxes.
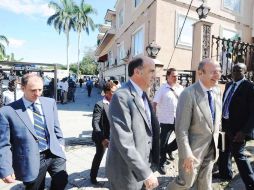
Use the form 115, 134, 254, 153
77, 31, 81, 78
66, 31, 70, 74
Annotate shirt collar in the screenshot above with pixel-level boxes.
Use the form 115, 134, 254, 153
165, 83, 171, 88
199, 80, 214, 93
233, 77, 245, 87
102, 97, 110, 105
130, 79, 143, 98
22, 96, 41, 108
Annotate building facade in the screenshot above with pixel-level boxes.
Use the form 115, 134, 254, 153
96, 0, 254, 85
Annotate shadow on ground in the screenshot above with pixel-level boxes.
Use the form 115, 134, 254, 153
57, 87, 101, 112
65, 130, 94, 150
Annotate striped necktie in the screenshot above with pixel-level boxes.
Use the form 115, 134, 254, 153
30, 103, 48, 151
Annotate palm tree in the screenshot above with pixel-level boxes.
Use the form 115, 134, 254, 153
5, 52, 23, 62
74, 0, 97, 77
0, 35, 9, 61
47, 0, 77, 73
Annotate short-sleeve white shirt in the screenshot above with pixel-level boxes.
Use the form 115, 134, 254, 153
153, 83, 183, 124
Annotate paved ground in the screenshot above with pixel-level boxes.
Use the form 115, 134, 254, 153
0, 85, 254, 190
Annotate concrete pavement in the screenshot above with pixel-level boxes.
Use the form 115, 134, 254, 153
1, 85, 253, 189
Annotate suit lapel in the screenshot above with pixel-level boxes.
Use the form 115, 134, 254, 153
231, 80, 245, 100
14, 99, 37, 137
103, 103, 110, 120
127, 82, 152, 133
40, 98, 50, 131
195, 83, 214, 129
213, 87, 222, 130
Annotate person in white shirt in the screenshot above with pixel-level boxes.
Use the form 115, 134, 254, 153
2, 79, 23, 105
61, 78, 69, 104
153, 68, 184, 174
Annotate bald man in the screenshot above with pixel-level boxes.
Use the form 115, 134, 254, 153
106, 56, 160, 190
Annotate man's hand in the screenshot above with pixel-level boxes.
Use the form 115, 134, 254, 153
2, 174, 16, 183
102, 139, 109, 148
144, 173, 159, 190
183, 156, 199, 173
233, 131, 245, 143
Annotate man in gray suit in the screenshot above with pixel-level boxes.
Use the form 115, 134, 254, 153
106, 56, 160, 190
167, 58, 222, 190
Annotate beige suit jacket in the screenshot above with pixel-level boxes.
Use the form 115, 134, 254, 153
176, 82, 222, 161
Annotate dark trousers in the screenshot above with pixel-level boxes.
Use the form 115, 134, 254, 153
87, 86, 92, 97
90, 141, 106, 180
218, 120, 254, 190
160, 123, 177, 165
23, 150, 68, 190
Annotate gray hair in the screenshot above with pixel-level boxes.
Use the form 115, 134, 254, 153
198, 58, 216, 71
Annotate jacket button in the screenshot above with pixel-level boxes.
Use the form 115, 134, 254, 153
148, 141, 151, 144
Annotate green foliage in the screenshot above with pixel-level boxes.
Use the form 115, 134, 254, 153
0, 35, 9, 60
47, 0, 77, 72
5, 53, 23, 62
77, 49, 98, 75
70, 63, 77, 73
73, 0, 97, 35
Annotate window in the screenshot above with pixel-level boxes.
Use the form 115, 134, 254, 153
223, 0, 241, 13
176, 14, 196, 48
108, 51, 113, 65
132, 27, 144, 56
134, 0, 141, 8
221, 28, 240, 40
117, 42, 125, 64
118, 9, 124, 28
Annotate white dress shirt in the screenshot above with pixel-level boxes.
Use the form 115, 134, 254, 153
153, 83, 183, 124
130, 79, 151, 124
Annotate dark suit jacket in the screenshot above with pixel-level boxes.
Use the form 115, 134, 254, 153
223, 80, 254, 140
0, 97, 65, 182
91, 100, 110, 143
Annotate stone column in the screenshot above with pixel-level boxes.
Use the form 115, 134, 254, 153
191, 21, 213, 71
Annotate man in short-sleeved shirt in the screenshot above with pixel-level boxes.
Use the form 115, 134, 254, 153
153, 68, 183, 174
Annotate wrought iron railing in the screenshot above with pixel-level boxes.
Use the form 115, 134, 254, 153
211, 35, 254, 83
177, 70, 196, 87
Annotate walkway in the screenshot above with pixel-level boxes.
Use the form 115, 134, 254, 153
0, 85, 253, 189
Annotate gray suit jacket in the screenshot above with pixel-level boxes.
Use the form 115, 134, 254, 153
106, 81, 160, 190
176, 82, 222, 162
0, 97, 65, 182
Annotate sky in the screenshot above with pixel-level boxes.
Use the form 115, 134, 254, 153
0, 0, 116, 65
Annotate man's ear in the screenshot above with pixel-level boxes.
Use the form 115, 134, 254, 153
197, 70, 203, 76
134, 68, 140, 75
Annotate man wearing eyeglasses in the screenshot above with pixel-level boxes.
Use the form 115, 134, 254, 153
167, 58, 222, 190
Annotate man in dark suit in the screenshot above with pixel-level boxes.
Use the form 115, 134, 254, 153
0, 73, 68, 190
90, 81, 117, 185
216, 63, 254, 190
106, 56, 160, 190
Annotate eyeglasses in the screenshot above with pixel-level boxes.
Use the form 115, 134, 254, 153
203, 69, 222, 75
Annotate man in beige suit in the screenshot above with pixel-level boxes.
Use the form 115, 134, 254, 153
167, 58, 222, 190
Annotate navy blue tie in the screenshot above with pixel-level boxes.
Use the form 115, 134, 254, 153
222, 83, 236, 119
30, 103, 48, 151
207, 91, 215, 124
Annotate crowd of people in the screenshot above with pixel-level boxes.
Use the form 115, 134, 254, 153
0, 55, 254, 190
